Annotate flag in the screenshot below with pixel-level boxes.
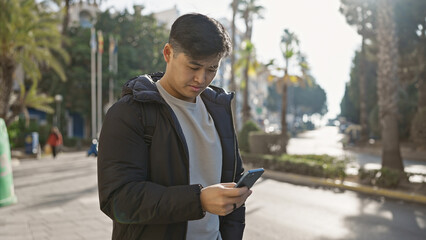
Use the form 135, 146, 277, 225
114, 38, 118, 54
109, 35, 115, 56
90, 28, 96, 53
97, 30, 104, 54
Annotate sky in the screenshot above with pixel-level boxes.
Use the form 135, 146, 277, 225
102, 0, 362, 119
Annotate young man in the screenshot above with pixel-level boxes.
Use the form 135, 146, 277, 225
97, 13, 251, 240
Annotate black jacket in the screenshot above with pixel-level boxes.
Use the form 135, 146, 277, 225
97, 73, 245, 240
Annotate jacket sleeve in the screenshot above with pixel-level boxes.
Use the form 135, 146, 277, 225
97, 99, 205, 224
220, 138, 246, 240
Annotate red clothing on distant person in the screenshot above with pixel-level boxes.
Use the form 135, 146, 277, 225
47, 131, 63, 147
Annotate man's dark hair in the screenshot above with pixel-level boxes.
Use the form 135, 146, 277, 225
169, 13, 232, 59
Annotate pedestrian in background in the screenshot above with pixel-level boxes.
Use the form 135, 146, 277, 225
97, 13, 251, 240
47, 126, 62, 158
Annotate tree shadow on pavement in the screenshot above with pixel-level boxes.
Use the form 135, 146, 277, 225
17, 184, 98, 212
14, 170, 95, 190
317, 194, 426, 240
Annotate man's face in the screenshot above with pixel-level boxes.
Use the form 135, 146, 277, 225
160, 44, 222, 103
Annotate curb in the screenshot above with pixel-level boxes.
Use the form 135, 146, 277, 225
262, 169, 426, 205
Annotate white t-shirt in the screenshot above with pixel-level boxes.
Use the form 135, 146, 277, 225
156, 82, 223, 240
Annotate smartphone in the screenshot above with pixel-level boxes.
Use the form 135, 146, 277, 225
235, 168, 264, 189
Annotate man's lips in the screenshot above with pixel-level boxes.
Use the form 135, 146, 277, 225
189, 85, 203, 91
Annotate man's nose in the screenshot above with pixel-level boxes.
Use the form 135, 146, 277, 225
194, 70, 206, 84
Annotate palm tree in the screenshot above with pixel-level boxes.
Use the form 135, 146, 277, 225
0, 0, 68, 125
9, 80, 54, 127
238, 0, 264, 125
376, 0, 403, 171
235, 40, 259, 88
279, 29, 300, 153
230, 0, 240, 129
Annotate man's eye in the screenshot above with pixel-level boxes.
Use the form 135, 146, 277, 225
209, 69, 217, 73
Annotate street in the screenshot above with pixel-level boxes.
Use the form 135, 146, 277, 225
243, 178, 426, 240
287, 126, 426, 177
1, 127, 426, 239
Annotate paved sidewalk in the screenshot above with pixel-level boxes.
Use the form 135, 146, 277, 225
0, 152, 111, 240
2, 150, 425, 240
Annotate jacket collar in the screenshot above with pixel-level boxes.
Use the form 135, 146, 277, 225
122, 72, 234, 107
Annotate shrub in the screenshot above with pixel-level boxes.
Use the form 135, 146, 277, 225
63, 137, 78, 147
359, 167, 406, 188
242, 152, 347, 180
376, 168, 405, 188
7, 119, 51, 148
238, 120, 261, 152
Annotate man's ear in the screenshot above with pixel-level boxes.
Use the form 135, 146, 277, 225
163, 43, 173, 63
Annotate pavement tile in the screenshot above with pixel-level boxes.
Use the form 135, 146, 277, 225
0, 152, 111, 240
31, 230, 49, 239
0, 236, 34, 240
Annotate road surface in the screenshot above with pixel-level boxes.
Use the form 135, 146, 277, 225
287, 126, 426, 179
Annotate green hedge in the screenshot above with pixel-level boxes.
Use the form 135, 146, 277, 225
242, 152, 347, 180
359, 167, 407, 188
238, 120, 261, 152
7, 119, 51, 148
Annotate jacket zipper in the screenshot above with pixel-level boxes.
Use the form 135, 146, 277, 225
232, 133, 237, 182
229, 93, 238, 182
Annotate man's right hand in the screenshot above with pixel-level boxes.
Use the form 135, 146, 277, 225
200, 183, 252, 216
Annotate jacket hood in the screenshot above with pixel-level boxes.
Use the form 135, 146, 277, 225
121, 72, 234, 106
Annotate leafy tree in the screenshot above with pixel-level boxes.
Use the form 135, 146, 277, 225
340, 0, 376, 142
39, 26, 92, 127
0, 0, 69, 126
340, 0, 425, 147
266, 80, 327, 118
265, 85, 281, 113
394, 0, 426, 147
340, 49, 378, 131
45, 0, 76, 35
340, 84, 358, 123
376, 0, 403, 171
292, 83, 327, 117
39, 8, 169, 134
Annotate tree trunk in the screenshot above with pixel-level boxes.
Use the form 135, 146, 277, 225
242, 55, 251, 124
376, 0, 403, 171
62, 0, 71, 36
241, 13, 253, 126
410, 79, 426, 148
280, 74, 288, 154
230, 0, 238, 130
359, 37, 368, 142
410, 22, 426, 148
0, 56, 15, 124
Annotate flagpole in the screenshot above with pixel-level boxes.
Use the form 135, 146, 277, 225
108, 35, 114, 105
90, 27, 96, 140
114, 37, 118, 94
97, 30, 103, 137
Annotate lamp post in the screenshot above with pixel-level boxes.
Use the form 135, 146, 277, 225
54, 94, 63, 129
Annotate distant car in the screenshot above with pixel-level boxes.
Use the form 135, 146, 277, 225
265, 123, 280, 133
326, 119, 339, 126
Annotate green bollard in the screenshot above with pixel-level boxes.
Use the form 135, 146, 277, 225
0, 118, 17, 207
